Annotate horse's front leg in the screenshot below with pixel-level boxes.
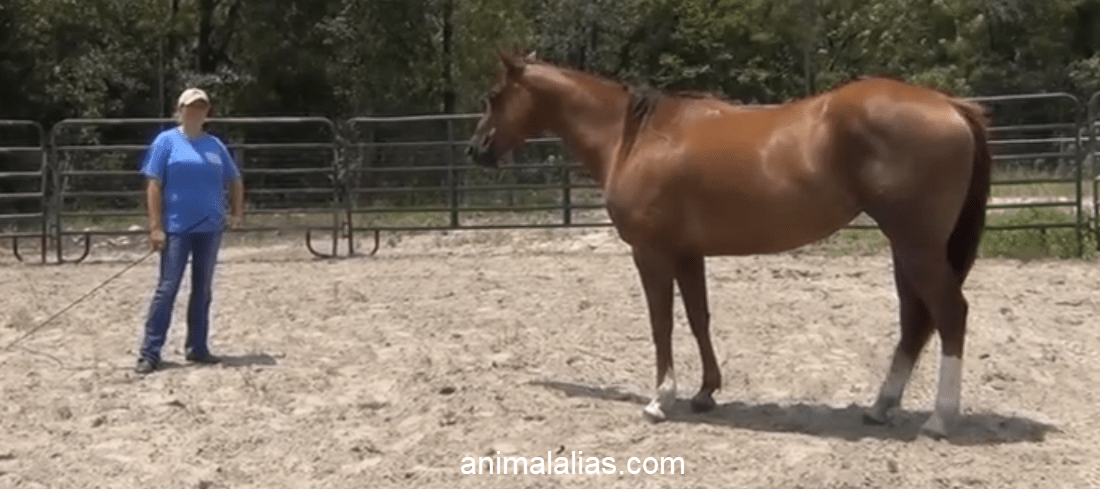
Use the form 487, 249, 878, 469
632, 247, 677, 422
675, 254, 720, 412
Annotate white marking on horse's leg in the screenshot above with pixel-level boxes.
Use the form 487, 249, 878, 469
921, 354, 962, 438
642, 367, 677, 422
866, 352, 914, 423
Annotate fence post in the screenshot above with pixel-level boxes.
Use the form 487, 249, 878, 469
1075, 96, 1085, 257
1089, 90, 1100, 250
35, 122, 48, 263
335, 122, 356, 257
561, 160, 572, 226
49, 122, 65, 263
446, 118, 459, 229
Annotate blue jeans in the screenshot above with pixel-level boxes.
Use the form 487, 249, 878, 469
139, 231, 223, 363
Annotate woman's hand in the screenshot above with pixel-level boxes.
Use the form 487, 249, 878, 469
150, 228, 166, 251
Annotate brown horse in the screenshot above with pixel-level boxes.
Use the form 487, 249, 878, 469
468, 52, 991, 438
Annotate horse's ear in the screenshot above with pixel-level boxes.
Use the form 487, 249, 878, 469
524, 51, 537, 63
499, 51, 526, 78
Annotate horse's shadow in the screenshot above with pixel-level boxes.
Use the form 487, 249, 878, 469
530, 380, 1057, 446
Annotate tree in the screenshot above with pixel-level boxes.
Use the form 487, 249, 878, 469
620, 0, 806, 102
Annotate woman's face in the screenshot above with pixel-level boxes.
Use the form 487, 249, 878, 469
180, 100, 210, 124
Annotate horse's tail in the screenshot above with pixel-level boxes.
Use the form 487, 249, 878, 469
947, 98, 992, 283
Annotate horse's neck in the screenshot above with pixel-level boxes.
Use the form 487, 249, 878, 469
529, 67, 625, 186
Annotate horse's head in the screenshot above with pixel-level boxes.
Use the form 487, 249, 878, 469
467, 52, 540, 168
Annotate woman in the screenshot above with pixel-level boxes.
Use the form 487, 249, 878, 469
135, 87, 245, 374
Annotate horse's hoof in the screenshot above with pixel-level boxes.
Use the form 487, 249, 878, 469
690, 393, 716, 413
919, 415, 951, 440
642, 402, 668, 423
863, 398, 898, 426
862, 409, 890, 426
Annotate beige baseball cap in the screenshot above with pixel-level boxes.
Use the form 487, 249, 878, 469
177, 88, 210, 108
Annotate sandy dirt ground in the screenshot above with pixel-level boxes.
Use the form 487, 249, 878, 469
0, 227, 1098, 488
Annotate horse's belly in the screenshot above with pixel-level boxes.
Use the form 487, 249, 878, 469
681, 194, 860, 255
605, 163, 861, 255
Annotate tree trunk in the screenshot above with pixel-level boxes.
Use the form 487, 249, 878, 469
441, 0, 455, 113
198, 0, 216, 73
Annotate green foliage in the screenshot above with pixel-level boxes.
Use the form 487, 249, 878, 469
617, 0, 806, 101
3, 0, 1100, 123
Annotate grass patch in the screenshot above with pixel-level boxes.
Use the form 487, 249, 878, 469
799, 208, 1094, 260
799, 228, 891, 257
981, 208, 1093, 260
33, 199, 1100, 260
989, 168, 1086, 201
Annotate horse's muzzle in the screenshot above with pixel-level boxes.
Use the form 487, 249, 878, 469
466, 133, 499, 168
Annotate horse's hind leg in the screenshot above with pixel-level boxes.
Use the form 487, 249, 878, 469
865, 249, 934, 424
675, 254, 721, 412
632, 247, 677, 422
888, 245, 968, 438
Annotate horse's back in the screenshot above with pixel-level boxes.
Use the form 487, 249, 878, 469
607, 77, 982, 255
609, 97, 861, 254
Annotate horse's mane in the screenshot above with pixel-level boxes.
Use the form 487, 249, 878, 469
619, 85, 664, 164
617, 84, 747, 165
537, 62, 744, 165
523, 58, 743, 164
525, 59, 984, 162
525, 58, 742, 114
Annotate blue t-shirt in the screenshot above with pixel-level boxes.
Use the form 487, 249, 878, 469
140, 128, 241, 233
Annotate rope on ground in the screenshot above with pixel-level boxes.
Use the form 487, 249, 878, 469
2, 249, 156, 352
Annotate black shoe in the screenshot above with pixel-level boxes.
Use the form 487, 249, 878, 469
135, 358, 158, 374
185, 352, 221, 364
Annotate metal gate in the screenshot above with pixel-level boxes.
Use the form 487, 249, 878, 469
970, 93, 1086, 256
49, 117, 341, 262
344, 115, 608, 253
0, 121, 48, 262
12, 91, 1099, 262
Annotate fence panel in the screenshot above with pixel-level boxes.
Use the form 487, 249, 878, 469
347, 95, 1089, 255
20, 92, 1094, 261
968, 93, 1086, 256
0, 121, 48, 262
49, 117, 341, 262
1089, 91, 1100, 248
344, 115, 609, 251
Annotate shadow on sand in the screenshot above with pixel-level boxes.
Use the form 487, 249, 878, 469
219, 353, 279, 368
126, 353, 278, 376
530, 380, 1057, 446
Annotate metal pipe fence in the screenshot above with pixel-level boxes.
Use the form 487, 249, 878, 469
48, 117, 343, 261
0, 120, 48, 262
969, 93, 1085, 256
344, 115, 607, 240
2, 91, 1099, 262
